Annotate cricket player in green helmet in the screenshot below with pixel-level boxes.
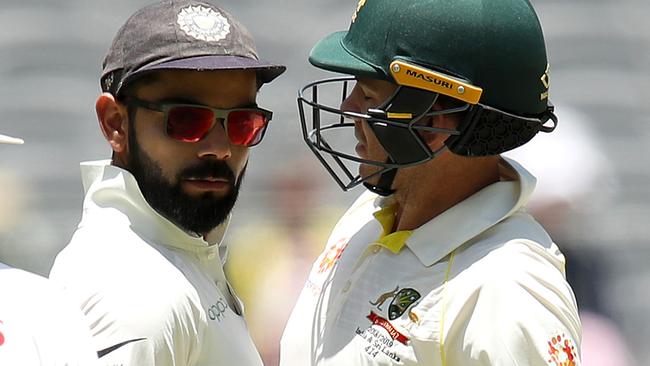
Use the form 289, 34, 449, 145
282, 0, 581, 365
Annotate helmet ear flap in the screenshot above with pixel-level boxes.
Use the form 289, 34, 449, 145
446, 105, 557, 156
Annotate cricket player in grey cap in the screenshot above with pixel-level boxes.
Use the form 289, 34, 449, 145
0, 131, 99, 364
49, 1, 285, 365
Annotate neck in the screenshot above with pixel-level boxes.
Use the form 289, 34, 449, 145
392, 154, 501, 231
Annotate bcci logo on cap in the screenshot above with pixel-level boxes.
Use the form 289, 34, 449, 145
177, 5, 230, 42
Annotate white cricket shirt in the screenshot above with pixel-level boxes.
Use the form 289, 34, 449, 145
280, 158, 582, 366
0, 262, 99, 365
50, 160, 262, 366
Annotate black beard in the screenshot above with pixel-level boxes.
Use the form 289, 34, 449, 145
126, 136, 245, 235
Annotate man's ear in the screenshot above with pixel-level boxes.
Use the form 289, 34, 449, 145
419, 112, 460, 149
96, 93, 129, 160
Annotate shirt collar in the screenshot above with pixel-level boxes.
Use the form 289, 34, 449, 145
79, 160, 228, 257
373, 157, 535, 266
372, 204, 413, 254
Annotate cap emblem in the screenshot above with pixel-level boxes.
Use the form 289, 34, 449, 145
177, 5, 230, 42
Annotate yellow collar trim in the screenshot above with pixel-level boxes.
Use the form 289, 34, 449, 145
373, 205, 413, 254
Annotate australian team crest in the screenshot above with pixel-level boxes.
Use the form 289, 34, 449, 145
177, 5, 230, 42
388, 288, 421, 320
370, 286, 421, 320
363, 286, 421, 347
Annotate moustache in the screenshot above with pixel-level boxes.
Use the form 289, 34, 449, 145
179, 161, 236, 185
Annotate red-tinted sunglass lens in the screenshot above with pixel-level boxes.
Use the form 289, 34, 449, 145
167, 106, 215, 142
227, 111, 269, 146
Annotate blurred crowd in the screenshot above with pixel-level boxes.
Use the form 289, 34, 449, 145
225, 160, 339, 365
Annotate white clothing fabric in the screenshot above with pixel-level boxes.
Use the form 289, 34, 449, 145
0, 132, 23, 145
280, 158, 582, 366
50, 160, 262, 366
0, 262, 98, 365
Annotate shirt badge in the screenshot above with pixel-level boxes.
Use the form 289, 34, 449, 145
370, 286, 421, 320
547, 333, 578, 366
177, 5, 230, 42
366, 311, 409, 345
388, 288, 421, 320
355, 286, 420, 361
0, 320, 5, 347
317, 238, 348, 274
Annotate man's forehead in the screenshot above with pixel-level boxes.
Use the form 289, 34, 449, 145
355, 77, 398, 95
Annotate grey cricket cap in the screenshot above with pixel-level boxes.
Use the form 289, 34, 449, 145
101, 0, 286, 96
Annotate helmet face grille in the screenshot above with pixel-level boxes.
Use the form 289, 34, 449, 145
297, 76, 557, 193
297, 76, 459, 192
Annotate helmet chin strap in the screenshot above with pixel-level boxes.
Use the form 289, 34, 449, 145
363, 158, 398, 196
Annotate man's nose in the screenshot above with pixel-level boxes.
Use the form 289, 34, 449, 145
196, 120, 232, 160
340, 84, 364, 114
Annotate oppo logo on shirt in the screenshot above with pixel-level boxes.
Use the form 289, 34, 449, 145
207, 299, 229, 322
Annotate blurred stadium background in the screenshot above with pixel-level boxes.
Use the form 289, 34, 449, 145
0, 0, 647, 365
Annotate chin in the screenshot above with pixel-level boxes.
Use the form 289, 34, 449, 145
359, 164, 371, 178
359, 164, 381, 184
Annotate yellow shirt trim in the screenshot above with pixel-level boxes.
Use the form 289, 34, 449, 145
373, 205, 413, 254
440, 250, 456, 366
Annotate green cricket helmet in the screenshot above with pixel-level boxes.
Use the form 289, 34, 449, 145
298, 0, 557, 195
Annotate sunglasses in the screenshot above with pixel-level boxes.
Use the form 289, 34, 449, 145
125, 96, 273, 146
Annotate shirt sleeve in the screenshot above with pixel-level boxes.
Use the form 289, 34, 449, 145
0, 310, 100, 366
445, 240, 582, 366
0, 269, 100, 366
50, 229, 207, 366
409, 240, 582, 366
85, 278, 206, 366
51, 261, 205, 365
